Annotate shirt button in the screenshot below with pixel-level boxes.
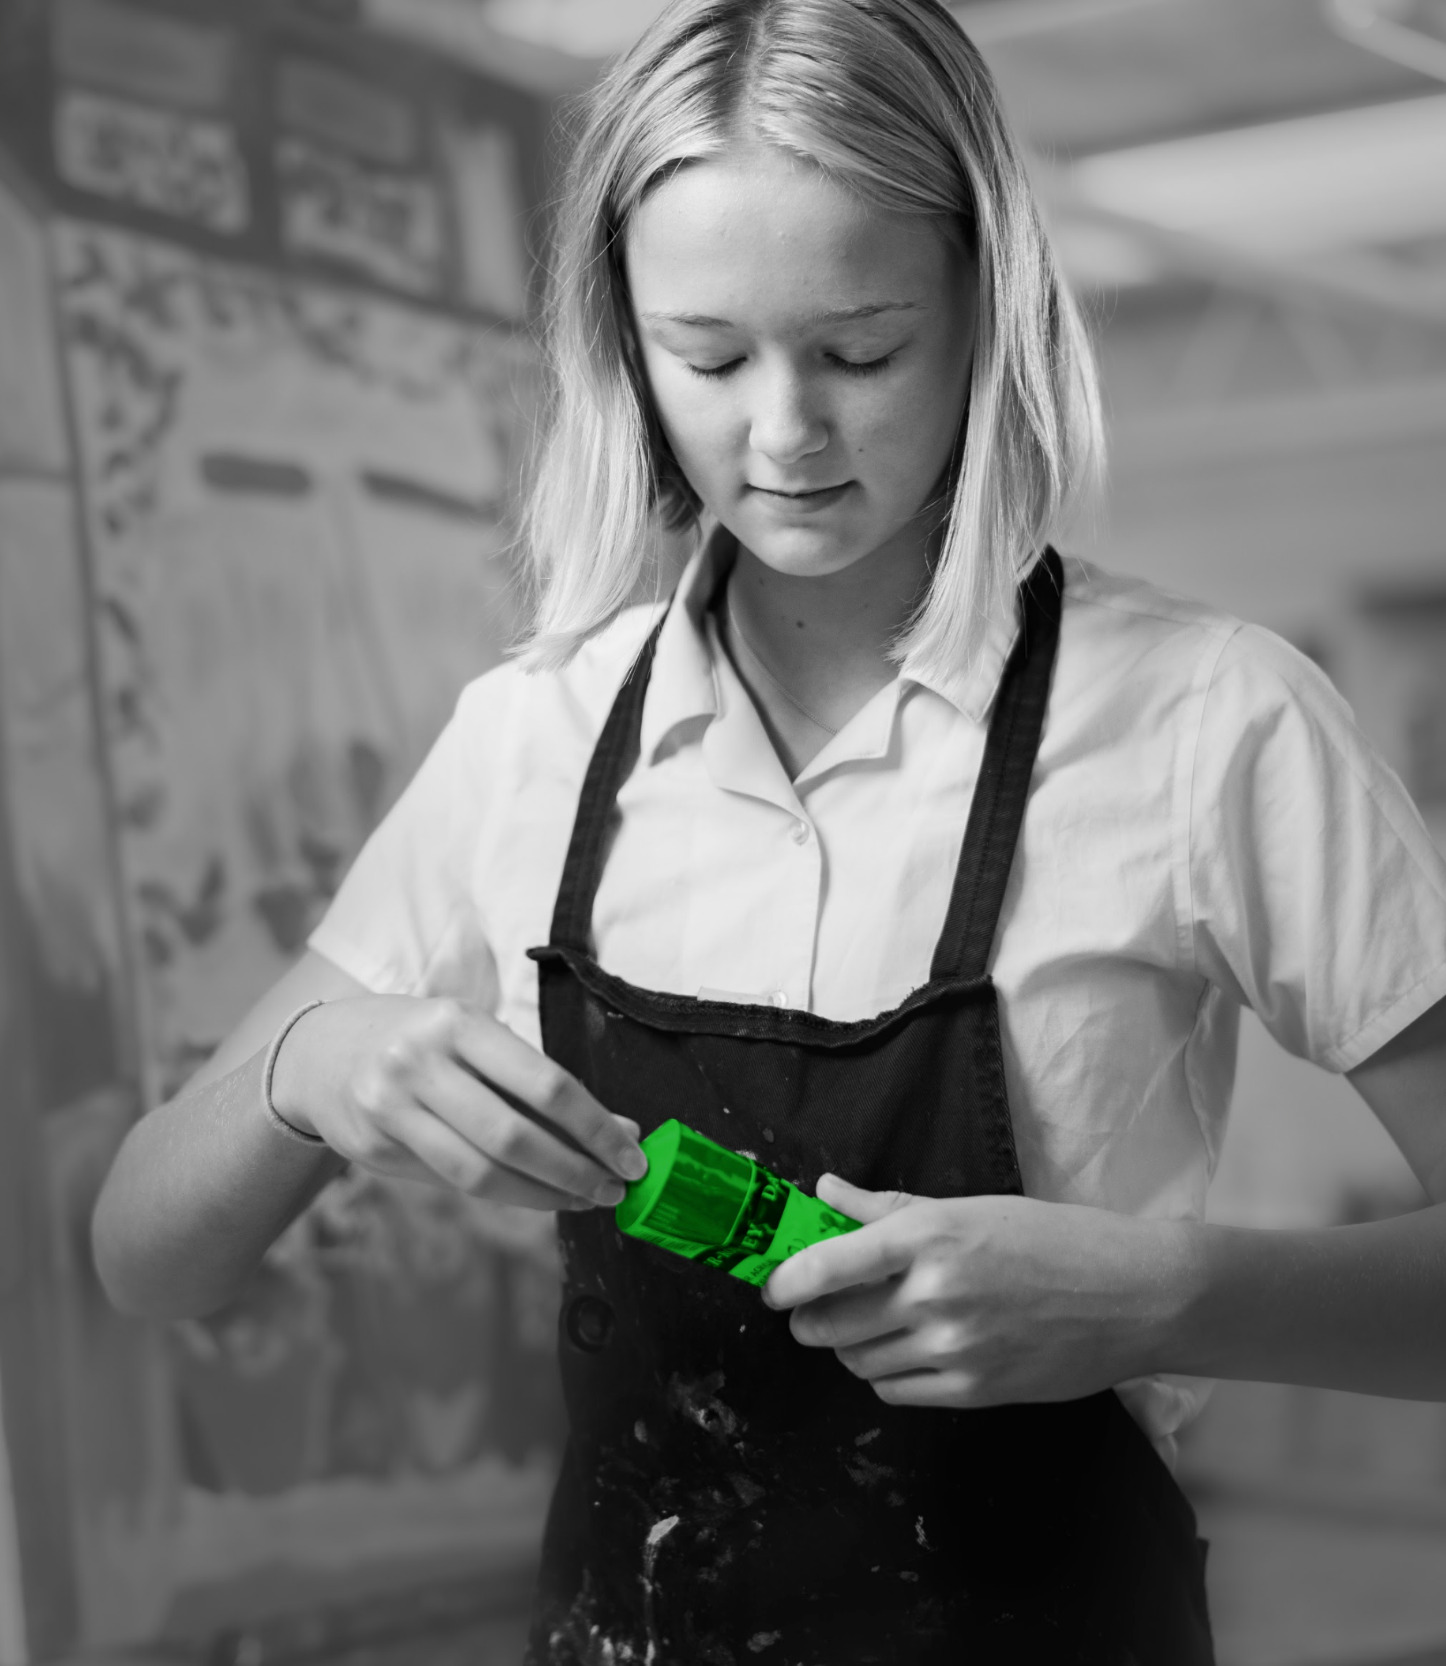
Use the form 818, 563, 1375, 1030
789, 819, 811, 845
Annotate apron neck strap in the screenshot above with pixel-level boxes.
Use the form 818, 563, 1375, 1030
547, 615, 666, 954
928, 547, 1064, 984
548, 549, 1064, 971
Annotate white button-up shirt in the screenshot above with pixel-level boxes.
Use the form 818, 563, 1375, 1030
310, 531, 1446, 1462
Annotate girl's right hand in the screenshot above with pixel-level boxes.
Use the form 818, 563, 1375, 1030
267, 994, 647, 1212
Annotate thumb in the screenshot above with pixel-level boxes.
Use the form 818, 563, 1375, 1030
816, 1172, 918, 1224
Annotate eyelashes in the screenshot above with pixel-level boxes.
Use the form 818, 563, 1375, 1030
684, 354, 897, 381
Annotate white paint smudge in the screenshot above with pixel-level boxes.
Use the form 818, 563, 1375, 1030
747, 1631, 781, 1653
640, 1514, 681, 1666
844, 1453, 895, 1489
667, 1371, 743, 1441
915, 1514, 932, 1550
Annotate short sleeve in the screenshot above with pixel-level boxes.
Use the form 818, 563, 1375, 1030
307, 670, 513, 1009
1189, 625, 1446, 1072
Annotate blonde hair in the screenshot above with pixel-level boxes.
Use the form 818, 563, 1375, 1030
518, 0, 1104, 678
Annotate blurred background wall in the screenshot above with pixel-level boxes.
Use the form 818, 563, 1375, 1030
0, 4, 565, 1661
0, 3, 1443, 1665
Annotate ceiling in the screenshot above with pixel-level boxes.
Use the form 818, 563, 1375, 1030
360, 0, 1446, 306
361, 0, 1445, 146
978, 0, 1435, 154
988, 0, 1446, 319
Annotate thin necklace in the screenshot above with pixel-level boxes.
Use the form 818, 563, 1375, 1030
724, 594, 840, 737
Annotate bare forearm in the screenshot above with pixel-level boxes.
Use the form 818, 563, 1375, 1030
1162, 1205, 1446, 1400
92, 1049, 346, 1321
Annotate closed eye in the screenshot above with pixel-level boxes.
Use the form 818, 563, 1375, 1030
833, 353, 895, 377
685, 353, 897, 381
685, 359, 743, 381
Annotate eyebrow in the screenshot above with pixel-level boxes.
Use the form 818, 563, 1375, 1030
638, 301, 923, 327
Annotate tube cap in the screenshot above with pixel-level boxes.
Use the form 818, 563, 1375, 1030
615, 1119, 757, 1249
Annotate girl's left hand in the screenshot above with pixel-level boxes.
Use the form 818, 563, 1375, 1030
761, 1175, 1192, 1408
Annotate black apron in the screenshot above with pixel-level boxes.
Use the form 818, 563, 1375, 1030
524, 551, 1213, 1666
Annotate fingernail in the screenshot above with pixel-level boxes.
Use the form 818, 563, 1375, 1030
596, 1182, 627, 1207
617, 1148, 648, 1181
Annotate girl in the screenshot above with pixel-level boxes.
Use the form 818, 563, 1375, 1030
93, 2, 1446, 1662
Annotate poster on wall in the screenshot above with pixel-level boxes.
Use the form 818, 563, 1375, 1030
49, 0, 252, 238
24, 0, 541, 316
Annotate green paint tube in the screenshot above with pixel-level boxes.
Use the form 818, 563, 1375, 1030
614, 1119, 861, 1286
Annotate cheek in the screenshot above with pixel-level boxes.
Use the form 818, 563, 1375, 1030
647, 368, 732, 470
908, 356, 971, 466
851, 373, 963, 476
918, 339, 972, 426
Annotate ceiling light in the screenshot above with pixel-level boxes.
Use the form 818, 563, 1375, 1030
1069, 94, 1446, 257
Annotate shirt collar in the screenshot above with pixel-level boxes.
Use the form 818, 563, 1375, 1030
637, 523, 1028, 762
898, 601, 1021, 727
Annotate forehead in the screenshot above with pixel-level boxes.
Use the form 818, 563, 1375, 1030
625, 143, 959, 322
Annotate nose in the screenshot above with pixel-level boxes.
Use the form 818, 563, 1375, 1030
748, 363, 828, 468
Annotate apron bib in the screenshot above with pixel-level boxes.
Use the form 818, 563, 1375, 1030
524, 552, 1213, 1665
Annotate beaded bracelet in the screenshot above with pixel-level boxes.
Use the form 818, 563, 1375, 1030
261, 999, 328, 1146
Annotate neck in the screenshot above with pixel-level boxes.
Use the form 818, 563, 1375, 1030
723, 521, 936, 699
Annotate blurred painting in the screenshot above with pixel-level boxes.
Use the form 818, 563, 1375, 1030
50, 217, 560, 1643
58, 220, 533, 1104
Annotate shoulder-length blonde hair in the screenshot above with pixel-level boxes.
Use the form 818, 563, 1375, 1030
518, 0, 1104, 678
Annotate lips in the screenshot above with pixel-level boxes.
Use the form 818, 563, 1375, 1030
751, 482, 851, 498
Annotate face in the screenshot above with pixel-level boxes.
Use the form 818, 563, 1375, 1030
626, 141, 977, 586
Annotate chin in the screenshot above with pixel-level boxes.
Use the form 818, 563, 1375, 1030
732, 525, 871, 580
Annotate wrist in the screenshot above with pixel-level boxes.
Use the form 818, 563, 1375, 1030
1134, 1216, 1213, 1380
263, 1001, 327, 1143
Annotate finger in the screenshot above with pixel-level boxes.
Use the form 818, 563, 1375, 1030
763, 1214, 921, 1311
816, 1173, 916, 1224
833, 1329, 929, 1382
383, 1104, 610, 1211
788, 1275, 909, 1350
871, 1369, 979, 1410
449, 1012, 646, 1184
417, 1054, 634, 1206
357, 1135, 591, 1210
